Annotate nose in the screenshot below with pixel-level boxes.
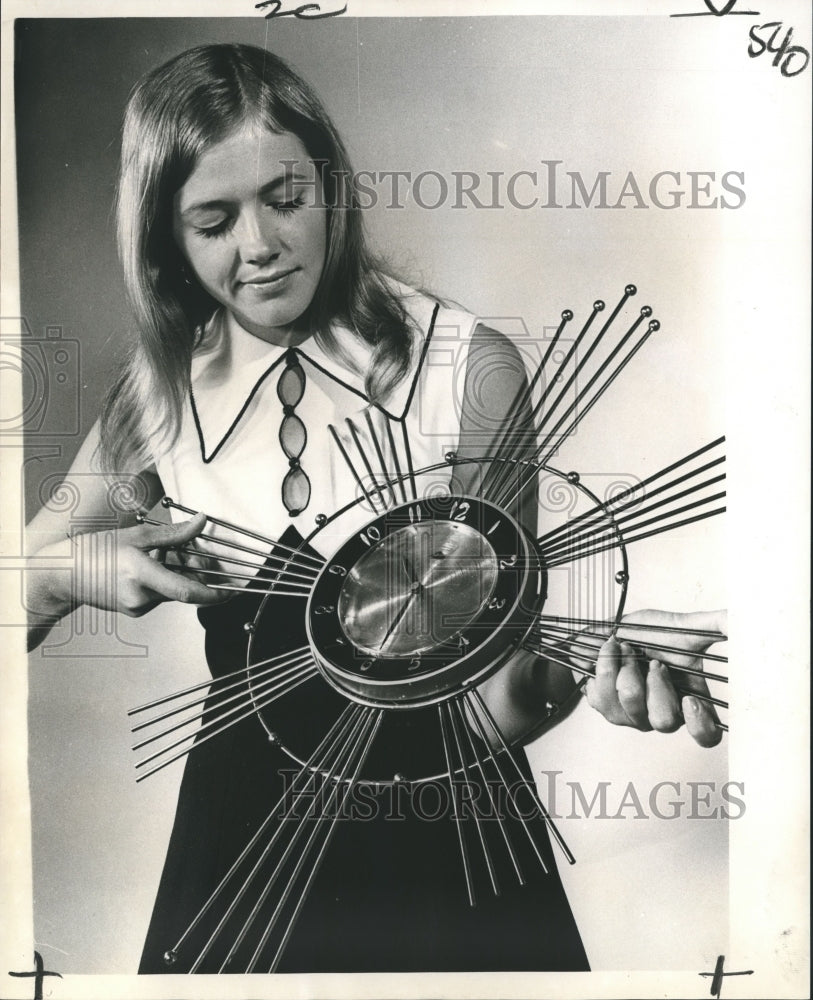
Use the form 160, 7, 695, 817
235, 206, 282, 266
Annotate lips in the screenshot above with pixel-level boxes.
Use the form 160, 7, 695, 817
241, 267, 298, 286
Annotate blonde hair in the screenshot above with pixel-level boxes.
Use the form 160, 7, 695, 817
99, 43, 413, 473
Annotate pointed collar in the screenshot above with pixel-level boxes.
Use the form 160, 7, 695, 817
189, 288, 439, 464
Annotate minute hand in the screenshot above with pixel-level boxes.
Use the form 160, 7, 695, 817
377, 582, 422, 651
378, 546, 447, 652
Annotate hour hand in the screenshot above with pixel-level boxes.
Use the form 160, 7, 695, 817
400, 536, 422, 589
378, 586, 420, 651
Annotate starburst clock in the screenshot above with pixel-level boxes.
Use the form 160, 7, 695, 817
130, 285, 727, 973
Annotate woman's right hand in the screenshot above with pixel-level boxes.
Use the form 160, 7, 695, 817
27, 514, 225, 639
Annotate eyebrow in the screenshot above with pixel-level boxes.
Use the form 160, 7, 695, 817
180, 172, 310, 217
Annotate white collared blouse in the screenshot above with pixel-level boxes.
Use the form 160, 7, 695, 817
154, 282, 503, 574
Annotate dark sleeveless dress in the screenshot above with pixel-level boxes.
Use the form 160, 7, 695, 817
138, 523, 589, 975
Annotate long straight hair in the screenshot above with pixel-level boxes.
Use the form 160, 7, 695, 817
99, 43, 413, 474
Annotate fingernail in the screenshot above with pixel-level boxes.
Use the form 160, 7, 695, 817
648, 658, 664, 672
684, 696, 700, 713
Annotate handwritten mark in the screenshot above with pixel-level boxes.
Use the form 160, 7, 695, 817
699, 955, 754, 998
748, 22, 810, 77
9, 952, 62, 1000
255, 0, 347, 19
671, 1, 759, 16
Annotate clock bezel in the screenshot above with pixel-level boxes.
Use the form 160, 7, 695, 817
305, 494, 546, 709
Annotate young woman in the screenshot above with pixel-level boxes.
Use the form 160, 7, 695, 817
24, 43, 724, 974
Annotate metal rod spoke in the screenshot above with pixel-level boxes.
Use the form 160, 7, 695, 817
501, 311, 656, 508
535, 313, 654, 467
532, 620, 727, 666
384, 414, 409, 505
545, 506, 726, 568
538, 455, 724, 550
451, 699, 524, 887
539, 470, 725, 560
328, 424, 376, 509
468, 689, 575, 865
159, 499, 325, 566
181, 564, 313, 592
175, 545, 319, 584
446, 702, 500, 897
401, 420, 418, 501
530, 626, 728, 682
134, 666, 317, 782
486, 319, 597, 504
542, 489, 726, 566
131, 653, 312, 734
220, 707, 374, 971
204, 583, 308, 597
187, 705, 365, 972
131, 656, 313, 751
535, 614, 727, 641
364, 409, 399, 509
265, 710, 384, 973
127, 646, 311, 716
347, 416, 388, 511
525, 638, 729, 722
138, 514, 321, 573
438, 703, 476, 907
172, 703, 361, 967
480, 307, 578, 501
461, 695, 550, 874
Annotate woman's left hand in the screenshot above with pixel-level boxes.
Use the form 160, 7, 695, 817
581, 609, 727, 748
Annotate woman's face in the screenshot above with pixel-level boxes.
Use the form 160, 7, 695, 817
173, 126, 327, 345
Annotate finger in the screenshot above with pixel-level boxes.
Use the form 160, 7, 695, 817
578, 631, 606, 653
585, 636, 623, 720
615, 642, 650, 730
134, 513, 210, 552
682, 695, 723, 748
136, 552, 226, 606
619, 609, 727, 658
670, 609, 727, 637
645, 659, 682, 733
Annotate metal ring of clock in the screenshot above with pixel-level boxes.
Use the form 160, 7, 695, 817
244, 456, 628, 785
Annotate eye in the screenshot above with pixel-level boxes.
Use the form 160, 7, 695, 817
194, 217, 232, 240
268, 194, 306, 216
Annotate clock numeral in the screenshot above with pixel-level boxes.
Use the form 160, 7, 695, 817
408, 504, 423, 523
315, 605, 335, 615
487, 596, 506, 611
360, 659, 375, 672
328, 564, 347, 576
487, 520, 501, 535
499, 553, 518, 569
408, 657, 422, 672
450, 500, 470, 522
359, 525, 381, 547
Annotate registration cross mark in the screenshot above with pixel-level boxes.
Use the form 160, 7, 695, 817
8, 952, 62, 1000
699, 954, 755, 998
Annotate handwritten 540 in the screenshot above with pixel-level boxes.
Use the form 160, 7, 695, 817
748, 21, 810, 77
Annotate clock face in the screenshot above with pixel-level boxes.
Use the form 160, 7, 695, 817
306, 495, 546, 708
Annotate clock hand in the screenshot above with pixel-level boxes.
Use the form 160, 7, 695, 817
377, 582, 421, 651
400, 529, 424, 587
